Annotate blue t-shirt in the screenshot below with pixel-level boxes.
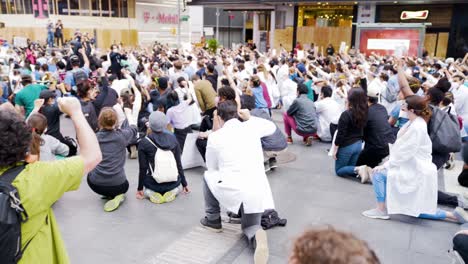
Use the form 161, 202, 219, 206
252, 86, 268, 109
64, 67, 90, 89
390, 104, 409, 128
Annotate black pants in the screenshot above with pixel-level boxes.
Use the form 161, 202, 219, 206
454, 234, 468, 263
356, 146, 389, 168
87, 177, 129, 198
459, 169, 468, 188
437, 190, 458, 207
174, 127, 192, 153
196, 138, 208, 162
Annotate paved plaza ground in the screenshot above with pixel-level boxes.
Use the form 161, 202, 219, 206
54, 112, 461, 264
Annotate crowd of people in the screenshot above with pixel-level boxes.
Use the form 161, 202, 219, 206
1, 33, 468, 263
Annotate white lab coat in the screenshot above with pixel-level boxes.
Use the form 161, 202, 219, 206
281, 79, 298, 112
385, 117, 437, 217
315, 97, 342, 142
204, 117, 276, 214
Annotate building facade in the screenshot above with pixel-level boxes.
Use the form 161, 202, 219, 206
0, 0, 138, 48
189, 0, 468, 58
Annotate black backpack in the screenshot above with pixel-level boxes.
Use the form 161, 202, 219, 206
0, 165, 29, 264
80, 100, 98, 132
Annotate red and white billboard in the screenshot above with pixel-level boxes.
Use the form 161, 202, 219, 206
358, 28, 422, 57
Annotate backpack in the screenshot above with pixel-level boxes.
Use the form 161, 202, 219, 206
428, 105, 462, 154
80, 100, 98, 132
145, 137, 178, 184
0, 165, 29, 264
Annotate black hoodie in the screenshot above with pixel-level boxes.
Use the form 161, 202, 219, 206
137, 130, 187, 192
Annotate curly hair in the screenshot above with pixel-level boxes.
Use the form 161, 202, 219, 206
290, 227, 380, 264
0, 109, 32, 166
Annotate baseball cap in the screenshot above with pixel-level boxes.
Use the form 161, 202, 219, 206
39, 89, 56, 100
74, 70, 88, 85
148, 111, 168, 132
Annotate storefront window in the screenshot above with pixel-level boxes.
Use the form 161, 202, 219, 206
299, 5, 353, 27
110, 0, 117, 17
119, 0, 127, 17
101, 0, 109, 16
47, 0, 55, 15
56, 0, 68, 15
91, 0, 98, 16
68, 0, 78, 15
79, 0, 90, 15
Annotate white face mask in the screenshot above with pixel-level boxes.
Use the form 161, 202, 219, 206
113, 49, 118, 53
452, 82, 460, 90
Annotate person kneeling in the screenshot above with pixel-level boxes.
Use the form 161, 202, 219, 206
200, 100, 276, 264
283, 83, 318, 146
136, 111, 189, 204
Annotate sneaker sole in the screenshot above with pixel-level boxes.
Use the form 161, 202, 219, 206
163, 192, 176, 203
361, 212, 390, 220
149, 194, 165, 204
254, 229, 269, 264
200, 223, 223, 233
104, 195, 125, 212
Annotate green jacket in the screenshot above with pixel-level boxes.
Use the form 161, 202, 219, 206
0, 157, 84, 264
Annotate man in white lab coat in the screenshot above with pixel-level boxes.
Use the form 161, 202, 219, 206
200, 100, 276, 264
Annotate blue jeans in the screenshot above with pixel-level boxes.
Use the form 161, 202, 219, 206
335, 141, 362, 177
372, 171, 447, 220
47, 32, 54, 47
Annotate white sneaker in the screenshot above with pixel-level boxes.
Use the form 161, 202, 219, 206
356, 166, 370, 184
254, 229, 269, 264
362, 208, 390, 220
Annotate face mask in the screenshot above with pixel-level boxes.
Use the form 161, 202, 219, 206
405, 68, 412, 75
113, 49, 118, 53
452, 82, 460, 90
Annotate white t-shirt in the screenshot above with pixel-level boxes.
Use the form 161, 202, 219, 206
315, 97, 342, 141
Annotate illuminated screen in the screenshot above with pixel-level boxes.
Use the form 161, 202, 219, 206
358, 28, 421, 57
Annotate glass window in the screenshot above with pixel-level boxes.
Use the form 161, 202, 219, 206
56, 0, 67, 15
68, 0, 78, 15
275, 10, 286, 29
24, 0, 32, 14
119, 0, 127, 17
79, 0, 89, 15
1, 0, 7, 14
47, 0, 54, 15
110, 0, 117, 17
101, 0, 110, 17
300, 6, 353, 27
91, 0, 98, 16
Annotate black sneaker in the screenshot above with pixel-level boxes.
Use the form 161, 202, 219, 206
200, 216, 223, 232
269, 157, 278, 170
227, 211, 241, 224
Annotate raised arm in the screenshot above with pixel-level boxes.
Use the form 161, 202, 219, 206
58, 97, 102, 174
397, 59, 414, 98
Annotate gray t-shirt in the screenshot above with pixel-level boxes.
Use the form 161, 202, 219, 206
88, 125, 138, 186
40, 134, 69, 161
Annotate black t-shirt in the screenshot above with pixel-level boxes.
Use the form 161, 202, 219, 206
335, 110, 364, 148
41, 104, 62, 139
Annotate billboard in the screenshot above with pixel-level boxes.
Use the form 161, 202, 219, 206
356, 24, 426, 57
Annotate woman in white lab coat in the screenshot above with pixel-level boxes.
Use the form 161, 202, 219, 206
362, 95, 468, 223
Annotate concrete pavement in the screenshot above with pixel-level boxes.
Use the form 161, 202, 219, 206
54, 112, 461, 264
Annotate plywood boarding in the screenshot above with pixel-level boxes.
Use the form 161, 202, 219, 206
436, 32, 448, 58
297, 26, 352, 53
273, 27, 293, 52
424, 33, 437, 57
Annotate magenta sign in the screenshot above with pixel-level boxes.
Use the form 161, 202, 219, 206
143, 11, 179, 24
